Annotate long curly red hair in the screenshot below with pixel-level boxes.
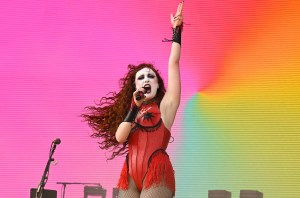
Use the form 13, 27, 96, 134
82, 63, 166, 159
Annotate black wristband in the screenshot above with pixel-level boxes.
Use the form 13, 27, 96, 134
124, 105, 139, 123
172, 26, 182, 45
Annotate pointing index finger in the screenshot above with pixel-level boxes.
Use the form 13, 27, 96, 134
179, 1, 184, 13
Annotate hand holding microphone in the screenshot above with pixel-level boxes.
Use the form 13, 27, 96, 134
135, 86, 151, 101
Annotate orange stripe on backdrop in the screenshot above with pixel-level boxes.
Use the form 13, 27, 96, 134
197, 1, 300, 156
183, 1, 258, 91
203, 1, 300, 96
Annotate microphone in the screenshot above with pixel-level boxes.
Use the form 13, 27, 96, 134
136, 86, 151, 101
52, 138, 61, 145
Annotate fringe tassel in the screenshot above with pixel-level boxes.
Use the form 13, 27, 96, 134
144, 151, 175, 193
117, 160, 129, 190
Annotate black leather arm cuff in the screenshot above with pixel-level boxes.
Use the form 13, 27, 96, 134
172, 26, 182, 45
124, 105, 139, 123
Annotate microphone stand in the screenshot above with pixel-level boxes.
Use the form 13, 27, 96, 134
36, 142, 58, 198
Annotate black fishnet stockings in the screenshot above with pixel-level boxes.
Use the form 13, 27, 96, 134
118, 177, 174, 198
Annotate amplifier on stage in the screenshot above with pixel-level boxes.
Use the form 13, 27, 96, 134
208, 190, 231, 198
84, 186, 106, 198
30, 188, 57, 198
240, 190, 263, 198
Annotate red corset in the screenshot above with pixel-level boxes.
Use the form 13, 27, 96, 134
128, 102, 171, 191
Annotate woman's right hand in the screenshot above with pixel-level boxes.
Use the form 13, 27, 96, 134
133, 87, 147, 107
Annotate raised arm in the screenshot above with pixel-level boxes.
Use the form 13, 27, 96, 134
161, 1, 183, 130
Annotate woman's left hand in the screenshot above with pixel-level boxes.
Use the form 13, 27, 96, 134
171, 1, 184, 28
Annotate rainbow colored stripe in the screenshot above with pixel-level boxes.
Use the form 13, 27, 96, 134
177, 1, 300, 197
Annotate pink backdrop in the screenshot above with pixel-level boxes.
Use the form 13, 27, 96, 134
0, 1, 192, 197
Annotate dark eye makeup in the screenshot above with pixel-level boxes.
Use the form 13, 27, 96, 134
138, 75, 144, 80
137, 73, 156, 80
148, 74, 155, 78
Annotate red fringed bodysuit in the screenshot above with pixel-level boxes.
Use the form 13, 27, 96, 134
117, 102, 175, 193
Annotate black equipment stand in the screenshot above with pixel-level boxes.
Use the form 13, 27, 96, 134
36, 140, 60, 198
